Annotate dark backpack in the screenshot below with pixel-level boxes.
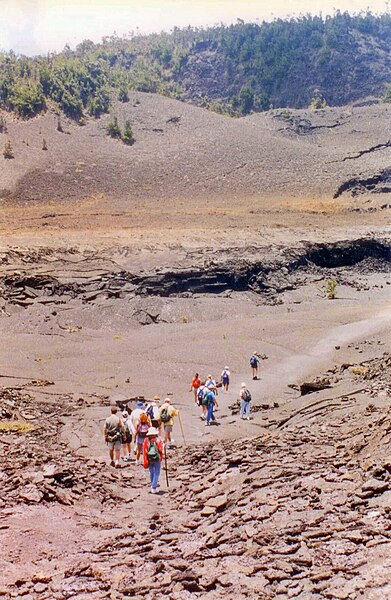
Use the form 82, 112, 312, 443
124, 421, 131, 437
250, 355, 258, 367
147, 440, 160, 462
146, 404, 154, 420
160, 407, 171, 423
242, 388, 252, 402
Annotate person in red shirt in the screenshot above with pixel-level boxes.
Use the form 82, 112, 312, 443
190, 372, 201, 405
143, 428, 164, 494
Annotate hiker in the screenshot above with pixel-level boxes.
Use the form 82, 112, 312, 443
143, 427, 163, 494
121, 411, 132, 462
197, 384, 207, 420
104, 406, 125, 468
205, 374, 219, 407
221, 366, 230, 391
146, 396, 161, 429
250, 352, 261, 380
240, 383, 252, 420
190, 373, 201, 405
205, 389, 217, 426
135, 412, 151, 464
130, 399, 146, 454
159, 398, 179, 448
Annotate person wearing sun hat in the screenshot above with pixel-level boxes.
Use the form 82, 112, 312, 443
239, 383, 252, 420
143, 427, 163, 494
221, 366, 230, 391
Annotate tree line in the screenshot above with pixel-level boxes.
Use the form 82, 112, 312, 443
0, 11, 390, 121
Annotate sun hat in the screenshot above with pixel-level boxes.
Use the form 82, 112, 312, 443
146, 427, 159, 437
241, 382, 247, 388
225, 366, 229, 370
164, 397, 171, 403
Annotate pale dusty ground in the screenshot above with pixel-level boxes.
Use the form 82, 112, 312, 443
0, 173, 390, 598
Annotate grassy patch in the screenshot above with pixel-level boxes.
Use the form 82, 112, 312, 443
0, 420, 35, 434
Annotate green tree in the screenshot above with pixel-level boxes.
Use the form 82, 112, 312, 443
8, 82, 45, 117
122, 119, 135, 145
118, 85, 129, 102
239, 86, 254, 115
106, 115, 121, 138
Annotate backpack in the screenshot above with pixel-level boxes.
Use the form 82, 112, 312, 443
146, 404, 154, 420
106, 417, 122, 442
250, 355, 258, 367
242, 388, 252, 402
160, 407, 171, 423
107, 429, 121, 443
204, 391, 214, 406
137, 422, 149, 436
147, 440, 160, 462
124, 421, 131, 438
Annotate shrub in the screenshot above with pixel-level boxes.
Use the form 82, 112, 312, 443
326, 279, 337, 299
3, 139, 14, 159
122, 119, 135, 145
0, 115, 7, 133
383, 84, 391, 103
106, 115, 121, 138
8, 82, 46, 117
310, 88, 327, 109
118, 85, 129, 103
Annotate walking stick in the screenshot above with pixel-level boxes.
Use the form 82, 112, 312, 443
178, 412, 186, 447
164, 444, 169, 489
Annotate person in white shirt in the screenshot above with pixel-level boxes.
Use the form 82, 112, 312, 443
221, 366, 230, 391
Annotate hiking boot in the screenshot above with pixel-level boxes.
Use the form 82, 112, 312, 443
110, 460, 115, 467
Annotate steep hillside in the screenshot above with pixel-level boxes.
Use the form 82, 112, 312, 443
0, 12, 391, 122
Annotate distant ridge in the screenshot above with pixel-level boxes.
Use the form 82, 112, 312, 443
0, 12, 390, 120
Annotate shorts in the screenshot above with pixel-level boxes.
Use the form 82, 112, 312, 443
164, 425, 173, 433
137, 434, 146, 446
123, 434, 132, 444
107, 440, 122, 450
222, 377, 229, 385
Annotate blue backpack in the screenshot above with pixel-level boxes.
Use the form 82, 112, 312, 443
250, 355, 258, 367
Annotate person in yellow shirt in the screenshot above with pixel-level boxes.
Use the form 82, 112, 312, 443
158, 398, 179, 449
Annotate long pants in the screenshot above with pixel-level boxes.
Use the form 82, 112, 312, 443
148, 460, 161, 491
240, 399, 250, 418
206, 402, 216, 425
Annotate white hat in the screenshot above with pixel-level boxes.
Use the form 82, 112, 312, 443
225, 366, 229, 370
241, 382, 247, 388
146, 427, 159, 437
164, 397, 171, 403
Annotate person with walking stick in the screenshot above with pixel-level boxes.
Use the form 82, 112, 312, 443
143, 427, 163, 494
